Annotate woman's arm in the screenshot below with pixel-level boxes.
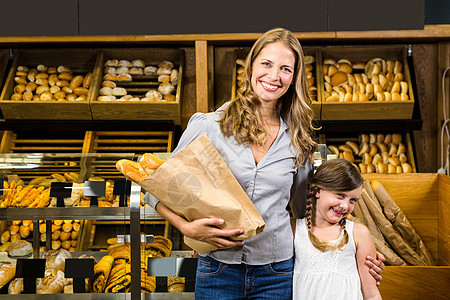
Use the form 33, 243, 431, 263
354, 223, 382, 300
155, 202, 245, 249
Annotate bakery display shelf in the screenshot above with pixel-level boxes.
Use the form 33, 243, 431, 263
0, 48, 101, 120
0, 207, 162, 221
89, 48, 184, 124
320, 45, 415, 120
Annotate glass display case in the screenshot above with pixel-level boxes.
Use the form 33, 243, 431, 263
0, 153, 195, 299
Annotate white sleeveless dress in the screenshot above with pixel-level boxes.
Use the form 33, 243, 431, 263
293, 218, 363, 300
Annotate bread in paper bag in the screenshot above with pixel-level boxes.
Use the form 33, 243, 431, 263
117, 134, 265, 253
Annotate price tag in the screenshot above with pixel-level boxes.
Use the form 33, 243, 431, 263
50, 182, 73, 207
83, 181, 106, 207
113, 179, 131, 207
65, 258, 94, 293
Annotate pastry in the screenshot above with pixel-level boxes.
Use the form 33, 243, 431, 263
92, 255, 114, 293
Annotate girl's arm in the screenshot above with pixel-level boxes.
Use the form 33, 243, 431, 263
354, 223, 382, 300
155, 202, 245, 249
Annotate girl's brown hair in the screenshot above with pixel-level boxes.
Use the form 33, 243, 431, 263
219, 27, 317, 166
306, 159, 363, 252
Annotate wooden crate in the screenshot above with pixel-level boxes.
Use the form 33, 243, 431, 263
362, 173, 450, 299
320, 45, 415, 120
231, 47, 322, 120
89, 48, 184, 124
0, 48, 100, 120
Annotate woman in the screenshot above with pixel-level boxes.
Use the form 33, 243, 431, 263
146, 28, 384, 299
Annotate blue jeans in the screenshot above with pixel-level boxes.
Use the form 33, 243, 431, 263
195, 256, 293, 300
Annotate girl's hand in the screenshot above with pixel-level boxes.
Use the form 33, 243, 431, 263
366, 252, 386, 286
181, 217, 244, 249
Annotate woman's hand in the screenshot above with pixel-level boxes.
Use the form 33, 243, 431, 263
181, 217, 244, 249
366, 252, 386, 286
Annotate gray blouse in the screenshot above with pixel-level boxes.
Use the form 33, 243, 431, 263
145, 105, 312, 265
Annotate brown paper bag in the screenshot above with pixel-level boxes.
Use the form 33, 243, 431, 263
140, 134, 265, 253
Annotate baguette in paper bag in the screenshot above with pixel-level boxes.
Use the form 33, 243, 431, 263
116, 134, 265, 253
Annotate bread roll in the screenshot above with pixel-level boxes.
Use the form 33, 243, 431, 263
69, 75, 83, 90
376, 143, 388, 153
372, 153, 382, 165
330, 71, 348, 87
402, 163, 412, 173
358, 163, 367, 173
359, 134, 369, 144
362, 152, 372, 165
62, 223, 73, 233
397, 143, 406, 155
1, 231, 10, 244
9, 225, 19, 235
70, 231, 78, 240
105, 59, 119, 67
388, 155, 400, 167
358, 142, 369, 156
0, 242, 11, 252
19, 225, 30, 239
52, 230, 61, 240
342, 151, 354, 163
376, 162, 388, 174
327, 145, 339, 156
72, 222, 80, 232
52, 240, 61, 250
381, 152, 390, 164
7, 240, 32, 257
396, 165, 403, 173
61, 240, 71, 250
399, 153, 408, 164
60, 232, 71, 242
158, 82, 175, 95
345, 141, 359, 155
338, 145, 353, 153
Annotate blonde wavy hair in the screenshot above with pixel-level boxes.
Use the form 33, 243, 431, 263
219, 27, 317, 166
306, 159, 363, 252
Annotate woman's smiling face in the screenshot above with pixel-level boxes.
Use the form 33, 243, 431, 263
250, 41, 295, 104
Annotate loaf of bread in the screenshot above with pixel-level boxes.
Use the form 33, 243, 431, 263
43, 249, 72, 272
8, 278, 23, 294
0, 264, 16, 289
36, 269, 65, 294
6, 240, 32, 257
116, 153, 164, 183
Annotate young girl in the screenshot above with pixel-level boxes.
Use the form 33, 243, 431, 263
292, 159, 382, 300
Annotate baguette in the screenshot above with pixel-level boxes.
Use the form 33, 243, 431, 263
116, 153, 164, 183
